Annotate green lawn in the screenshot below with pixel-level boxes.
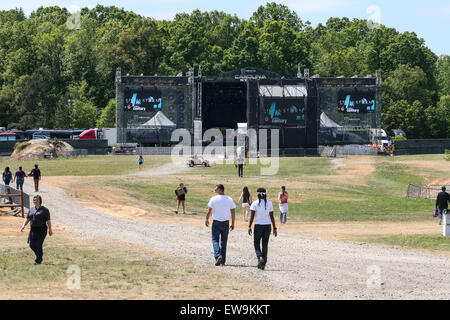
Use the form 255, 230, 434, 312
363, 234, 450, 252
0, 155, 170, 176
1, 154, 442, 223
185, 157, 333, 177
102, 154, 439, 222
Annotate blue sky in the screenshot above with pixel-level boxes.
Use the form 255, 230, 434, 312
2, 0, 449, 55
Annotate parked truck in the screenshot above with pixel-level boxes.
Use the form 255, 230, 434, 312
75, 128, 136, 154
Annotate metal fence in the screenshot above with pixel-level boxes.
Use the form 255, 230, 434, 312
71, 149, 88, 157
407, 184, 450, 199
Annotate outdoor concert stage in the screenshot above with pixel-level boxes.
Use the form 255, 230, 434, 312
115, 67, 381, 155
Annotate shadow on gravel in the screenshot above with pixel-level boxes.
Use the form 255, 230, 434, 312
225, 264, 296, 272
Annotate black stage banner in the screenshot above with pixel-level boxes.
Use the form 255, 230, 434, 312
261, 98, 306, 126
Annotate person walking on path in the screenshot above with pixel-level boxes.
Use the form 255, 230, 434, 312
2, 167, 12, 186
238, 186, 252, 222
278, 186, 289, 224
28, 164, 41, 192
13, 166, 26, 191
205, 184, 236, 266
174, 183, 188, 214
436, 186, 450, 225
235, 156, 245, 177
248, 188, 277, 270
138, 155, 144, 170
20, 195, 53, 265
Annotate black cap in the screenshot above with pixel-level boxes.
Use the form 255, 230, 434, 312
443, 186, 447, 191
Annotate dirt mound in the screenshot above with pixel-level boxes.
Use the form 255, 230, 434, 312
9, 139, 74, 160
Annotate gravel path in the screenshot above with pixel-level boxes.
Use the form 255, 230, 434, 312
24, 179, 450, 300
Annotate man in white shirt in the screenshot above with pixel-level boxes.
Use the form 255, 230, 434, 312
205, 184, 236, 266
248, 188, 278, 270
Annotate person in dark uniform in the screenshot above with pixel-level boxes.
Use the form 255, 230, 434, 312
20, 195, 53, 265
175, 183, 188, 214
28, 164, 41, 192
436, 186, 450, 225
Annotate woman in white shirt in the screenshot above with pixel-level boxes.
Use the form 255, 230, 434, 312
248, 188, 278, 270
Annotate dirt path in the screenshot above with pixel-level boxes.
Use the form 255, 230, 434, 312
131, 159, 188, 177
19, 177, 450, 300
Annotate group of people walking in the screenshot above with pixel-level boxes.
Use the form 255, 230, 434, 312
2, 164, 41, 192
205, 184, 285, 270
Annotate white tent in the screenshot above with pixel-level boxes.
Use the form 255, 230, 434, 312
320, 112, 342, 128
141, 111, 176, 128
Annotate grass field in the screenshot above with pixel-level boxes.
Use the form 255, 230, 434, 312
98, 154, 447, 222
0, 155, 170, 176
363, 234, 450, 253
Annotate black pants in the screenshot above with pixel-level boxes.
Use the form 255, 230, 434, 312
254, 224, 271, 263
238, 165, 243, 177
28, 227, 47, 264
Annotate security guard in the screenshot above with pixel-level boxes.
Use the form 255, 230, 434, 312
20, 195, 53, 265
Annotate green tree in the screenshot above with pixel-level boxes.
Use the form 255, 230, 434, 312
383, 64, 435, 107
250, 2, 304, 31
111, 18, 163, 76
71, 99, 98, 129
258, 20, 309, 75
97, 98, 116, 129
425, 96, 450, 138
436, 55, 450, 96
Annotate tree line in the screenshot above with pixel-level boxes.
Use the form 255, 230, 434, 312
0, 3, 448, 138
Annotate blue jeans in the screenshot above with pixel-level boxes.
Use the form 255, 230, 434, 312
212, 220, 229, 264
16, 178, 24, 191
438, 209, 448, 220
254, 224, 271, 263
280, 212, 287, 224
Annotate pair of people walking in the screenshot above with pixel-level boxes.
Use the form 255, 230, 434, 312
206, 184, 277, 270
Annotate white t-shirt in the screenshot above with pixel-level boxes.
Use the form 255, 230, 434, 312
250, 199, 274, 225
208, 195, 236, 222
